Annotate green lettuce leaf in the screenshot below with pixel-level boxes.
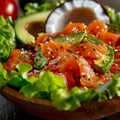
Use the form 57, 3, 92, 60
0, 16, 16, 50
20, 71, 66, 99
0, 61, 120, 111
94, 73, 120, 102
51, 73, 120, 110
34, 48, 49, 69
51, 87, 94, 110
105, 6, 120, 33
106, 6, 120, 25
16, 63, 33, 79
7, 63, 33, 87
24, 0, 65, 16
0, 35, 11, 62
0, 63, 7, 89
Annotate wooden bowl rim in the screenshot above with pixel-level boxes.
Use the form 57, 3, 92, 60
0, 86, 52, 106
1, 86, 120, 109
1, 86, 120, 120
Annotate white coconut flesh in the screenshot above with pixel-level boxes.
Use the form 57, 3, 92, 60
45, 0, 110, 34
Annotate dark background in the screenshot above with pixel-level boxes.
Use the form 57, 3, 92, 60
0, 0, 120, 120
97, 0, 120, 12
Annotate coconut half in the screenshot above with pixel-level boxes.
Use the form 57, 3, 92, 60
45, 0, 110, 34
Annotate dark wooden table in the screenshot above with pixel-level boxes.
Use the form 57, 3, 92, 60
1, 94, 120, 120
0, 95, 45, 120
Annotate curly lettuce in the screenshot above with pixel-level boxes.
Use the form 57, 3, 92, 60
105, 6, 120, 33
51, 73, 120, 110
20, 70, 66, 99
0, 16, 16, 61
0, 62, 120, 111
0, 36, 11, 61
34, 48, 49, 69
0, 16, 16, 50
24, 0, 65, 16
0, 63, 7, 89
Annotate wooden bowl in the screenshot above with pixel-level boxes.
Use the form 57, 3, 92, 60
0, 86, 120, 120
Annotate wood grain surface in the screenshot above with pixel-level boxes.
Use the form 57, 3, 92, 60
1, 86, 120, 120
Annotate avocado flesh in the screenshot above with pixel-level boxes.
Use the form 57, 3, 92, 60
53, 32, 103, 45
15, 11, 51, 46
94, 45, 114, 73
53, 32, 86, 45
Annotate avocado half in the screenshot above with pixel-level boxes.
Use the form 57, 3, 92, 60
15, 11, 51, 46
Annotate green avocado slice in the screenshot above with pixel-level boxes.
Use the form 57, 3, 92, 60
52, 32, 114, 73
53, 32, 103, 45
94, 45, 114, 73
15, 11, 51, 46
53, 32, 86, 45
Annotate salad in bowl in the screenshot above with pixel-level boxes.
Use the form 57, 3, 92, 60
0, 0, 120, 115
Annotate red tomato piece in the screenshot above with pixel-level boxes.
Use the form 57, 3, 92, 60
0, 0, 18, 20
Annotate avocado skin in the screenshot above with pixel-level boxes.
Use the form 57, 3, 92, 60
15, 11, 51, 47
15, 11, 51, 46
